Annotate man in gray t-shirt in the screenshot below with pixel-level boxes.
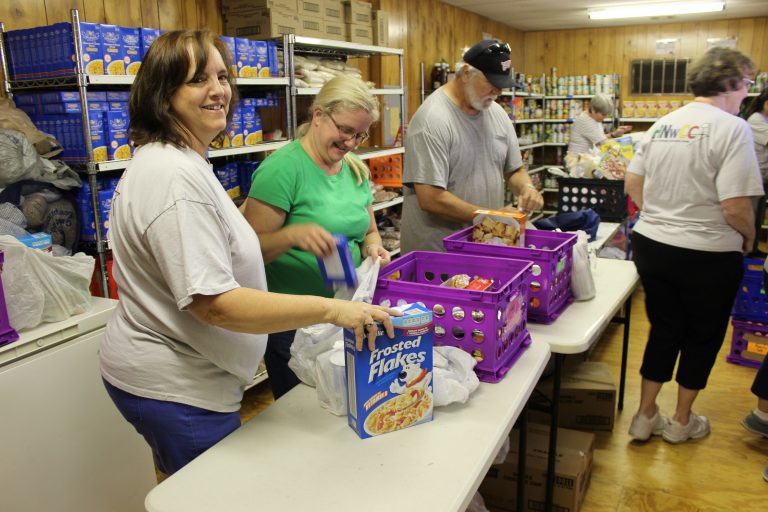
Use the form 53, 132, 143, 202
401, 39, 543, 253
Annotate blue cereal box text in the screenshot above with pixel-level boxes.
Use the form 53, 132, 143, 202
344, 303, 434, 439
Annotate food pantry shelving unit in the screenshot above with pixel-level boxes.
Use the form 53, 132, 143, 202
504, 83, 620, 221
0, 13, 407, 298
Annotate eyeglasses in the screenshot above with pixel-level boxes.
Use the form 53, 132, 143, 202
327, 113, 369, 144
483, 41, 511, 56
743, 78, 756, 90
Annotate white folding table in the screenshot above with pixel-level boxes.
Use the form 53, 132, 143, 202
145, 340, 551, 512
527, 257, 639, 511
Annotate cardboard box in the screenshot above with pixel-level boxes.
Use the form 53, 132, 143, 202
372, 10, 389, 47
222, 0, 297, 14
530, 361, 617, 431
297, 15, 324, 38
100, 24, 125, 75
343, 0, 372, 24
225, 9, 300, 38
344, 303, 433, 439
297, 0, 324, 18
324, 0, 344, 21
323, 20, 345, 41
345, 22, 373, 44
480, 424, 595, 512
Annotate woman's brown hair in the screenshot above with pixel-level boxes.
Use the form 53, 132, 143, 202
129, 29, 238, 148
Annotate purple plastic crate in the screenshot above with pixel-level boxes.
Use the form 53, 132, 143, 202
443, 228, 576, 324
0, 251, 20, 347
727, 318, 768, 369
731, 258, 768, 322
374, 251, 532, 383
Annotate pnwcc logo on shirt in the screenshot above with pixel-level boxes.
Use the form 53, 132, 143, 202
651, 122, 710, 142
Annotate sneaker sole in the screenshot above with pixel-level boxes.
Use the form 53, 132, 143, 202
741, 419, 768, 438
662, 428, 710, 444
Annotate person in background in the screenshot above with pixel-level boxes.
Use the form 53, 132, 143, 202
243, 74, 390, 400
625, 47, 763, 444
99, 30, 397, 477
741, 264, 768, 482
399, 39, 543, 254
567, 93, 632, 156
744, 90, 768, 255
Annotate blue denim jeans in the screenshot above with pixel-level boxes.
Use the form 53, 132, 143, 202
102, 379, 240, 474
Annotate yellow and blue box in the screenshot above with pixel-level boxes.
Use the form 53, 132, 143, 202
79, 22, 104, 75
235, 37, 252, 77
242, 99, 263, 146
106, 110, 131, 160
253, 40, 270, 77
139, 27, 160, 59
220, 36, 237, 76
228, 107, 244, 147
100, 24, 125, 75
120, 27, 141, 75
344, 302, 434, 439
89, 109, 108, 162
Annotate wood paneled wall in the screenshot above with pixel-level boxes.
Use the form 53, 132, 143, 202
522, 18, 768, 103
2, 1, 767, 116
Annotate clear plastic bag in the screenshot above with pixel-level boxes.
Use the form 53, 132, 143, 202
315, 345, 347, 415
570, 230, 596, 301
0, 235, 94, 330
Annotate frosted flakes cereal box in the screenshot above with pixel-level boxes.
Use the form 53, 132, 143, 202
344, 303, 433, 439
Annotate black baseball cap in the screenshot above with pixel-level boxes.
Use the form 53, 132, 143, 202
463, 39, 519, 90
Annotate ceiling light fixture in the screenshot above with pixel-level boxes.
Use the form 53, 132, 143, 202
588, 1, 725, 20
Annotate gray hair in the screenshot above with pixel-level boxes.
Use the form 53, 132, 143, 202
590, 93, 614, 116
455, 60, 481, 79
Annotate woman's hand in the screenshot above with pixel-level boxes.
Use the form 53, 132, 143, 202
285, 223, 336, 257
325, 299, 401, 351
365, 243, 391, 266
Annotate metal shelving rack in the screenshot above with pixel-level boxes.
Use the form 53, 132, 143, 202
0, 10, 295, 296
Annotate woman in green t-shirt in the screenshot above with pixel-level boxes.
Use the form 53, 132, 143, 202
243, 74, 390, 399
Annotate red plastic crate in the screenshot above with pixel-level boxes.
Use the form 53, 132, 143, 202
728, 318, 768, 369
369, 154, 403, 187
373, 251, 532, 382
443, 228, 576, 324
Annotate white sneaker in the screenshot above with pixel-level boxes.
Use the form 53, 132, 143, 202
662, 413, 710, 444
628, 408, 669, 441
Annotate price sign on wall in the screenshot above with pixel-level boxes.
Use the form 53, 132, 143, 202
655, 39, 678, 55
707, 37, 738, 49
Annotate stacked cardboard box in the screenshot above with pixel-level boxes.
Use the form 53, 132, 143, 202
372, 10, 389, 47
342, 1, 372, 44
297, 0, 325, 38
323, 0, 345, 40
529, 360, 617, 431
222, 0, 300, 39
480, 424, 595, 512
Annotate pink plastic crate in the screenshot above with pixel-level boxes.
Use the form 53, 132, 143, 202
373, 251, 532, 383
443, 228, 576, 324
728, 318, 768, 369
0, 251, 20, 347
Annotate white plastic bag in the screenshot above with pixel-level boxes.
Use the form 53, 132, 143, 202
0, 235, 94, 330
315, 344, 347, 415
288, 257, 381, 388
465, 491, 491, 512
570, 230, 596, 301
433, 346, 481, 407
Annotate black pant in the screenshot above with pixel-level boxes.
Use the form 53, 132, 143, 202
263, 329, 301, 400
632, 232, 743, 390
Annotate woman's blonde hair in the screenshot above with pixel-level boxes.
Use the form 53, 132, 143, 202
297, 74, 379, 184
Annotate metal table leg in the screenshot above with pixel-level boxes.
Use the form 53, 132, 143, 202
517, 404, 527, 512
618, 296, 632, 411
544, 353, 564, 512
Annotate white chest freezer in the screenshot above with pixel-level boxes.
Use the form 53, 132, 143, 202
0, 297, 156, 512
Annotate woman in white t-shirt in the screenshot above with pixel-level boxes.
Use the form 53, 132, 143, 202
567, 93, 631, 156
99, 29, 398, 478
625, 47, 763, 446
